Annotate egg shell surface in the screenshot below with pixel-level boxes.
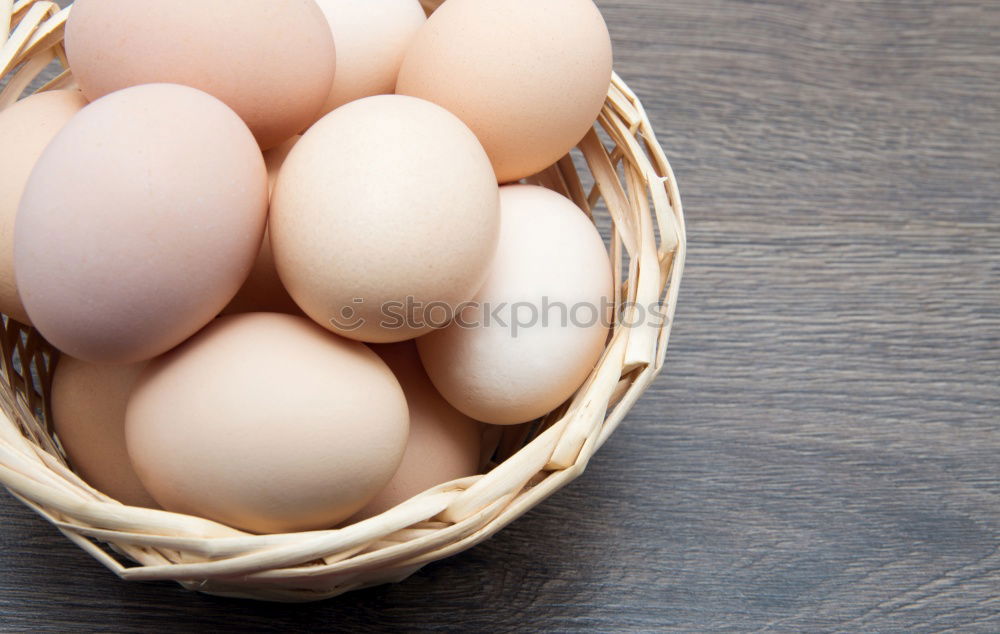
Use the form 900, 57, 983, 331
396, 0, 613, 182
418, 185, 613, 425
65, 0, 336, 149
0, 90, 87, 324
51, 356, 158, 508
271, 94, 500, 343
349, 341, 481, 522
314, 0, 426, 116
15, 83, 268, 364
125, 313, 410, 533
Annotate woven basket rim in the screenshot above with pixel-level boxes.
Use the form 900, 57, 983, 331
0, 0, 686, 602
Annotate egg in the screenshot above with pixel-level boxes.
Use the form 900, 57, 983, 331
125, 313, 410, 533
223, 137, 301, 316
396, 0, 613, 183
271, 95, 500, 343
0, 90, 87, 325
15, 84, 268, 365
65, 0, 336, 149
51, 356, 158, 508
418, 185, 612, 425
349, 342, 481, 522
313, 0, 426, 116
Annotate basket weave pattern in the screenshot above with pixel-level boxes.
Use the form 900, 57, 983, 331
0, 0, 686, 601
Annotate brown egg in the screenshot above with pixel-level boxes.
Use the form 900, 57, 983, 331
65, 0, 336, 149
125, 313, 410, 533
397, 0, 613, 183
0, 90, 87, 325
15, 84, 268, 364
349, 342, 481, 522
51, 356, 158, 508
271, 95, 500, 343
313, 0, 426, 116
223, 137, 301, 316
418, 185, 613, 425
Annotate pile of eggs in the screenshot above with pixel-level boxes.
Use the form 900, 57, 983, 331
0, 0, 615, 533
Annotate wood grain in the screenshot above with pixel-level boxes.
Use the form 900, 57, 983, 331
2, 0, 998, 630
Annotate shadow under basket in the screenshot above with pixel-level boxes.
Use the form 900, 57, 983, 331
0, 0, 686, 602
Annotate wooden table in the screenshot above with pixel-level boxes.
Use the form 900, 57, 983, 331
2, 0, 998, 630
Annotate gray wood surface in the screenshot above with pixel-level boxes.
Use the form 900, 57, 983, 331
2, 0, 998, 631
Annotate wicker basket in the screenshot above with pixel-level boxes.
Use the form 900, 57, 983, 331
0, 0, 686, 602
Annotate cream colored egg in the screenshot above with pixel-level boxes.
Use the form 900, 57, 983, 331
223, 136, 301, 316
15, 84, 268, 364
314, 0, 426, 116
349, 342, 481, 522
418, 185, 612, 425
65, 0, 336, 149
0, 90, 87, 325
51, 356, 158, 508
397, 0, 613, 183
125, 313, 410, 533
271, 95, 500, 343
